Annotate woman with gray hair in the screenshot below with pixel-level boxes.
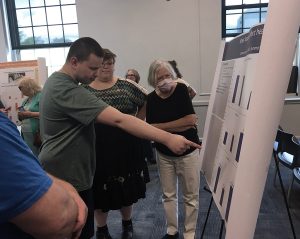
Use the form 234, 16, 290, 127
146, 60, 201, 239
18, 77, 42, 156
125, 69, 140, 84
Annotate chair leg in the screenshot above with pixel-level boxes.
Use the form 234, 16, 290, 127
287, 175, 295, 207
276, 162, 297, 238
273, 155, 279, 186
273, 166, 278, 186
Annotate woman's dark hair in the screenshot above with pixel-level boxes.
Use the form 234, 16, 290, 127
66, 37, 104, 62
103, 48, 117, 63
168, 60, 182, 78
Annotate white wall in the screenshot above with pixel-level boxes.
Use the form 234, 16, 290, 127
280, 100, 300, 137
198, 0, 221, 96
76, 0, 221, 102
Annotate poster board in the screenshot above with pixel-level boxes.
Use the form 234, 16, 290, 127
0, 58, 47, 124
199, 0, 300, 238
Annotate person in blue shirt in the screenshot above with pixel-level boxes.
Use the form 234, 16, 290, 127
0, 112, 87, 239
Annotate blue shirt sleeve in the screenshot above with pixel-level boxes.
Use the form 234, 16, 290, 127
0, 113, 52, 223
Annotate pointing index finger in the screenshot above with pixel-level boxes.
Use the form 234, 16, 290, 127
187, 140, 201, 149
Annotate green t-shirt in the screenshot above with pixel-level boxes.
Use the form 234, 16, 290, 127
39, 72, 108, 191
21, 92, 41, 133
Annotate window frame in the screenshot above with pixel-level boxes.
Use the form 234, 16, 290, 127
222, 0, 269, 38
5, 0, 78, 50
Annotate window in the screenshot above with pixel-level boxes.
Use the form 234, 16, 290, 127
222, 1, 300, 97
222, 0, 269, 38
19, 47, 70, 75
5, 0, 78, 50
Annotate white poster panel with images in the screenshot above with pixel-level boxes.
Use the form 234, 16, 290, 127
0, 58, 47, 124
200, 0, 300, 238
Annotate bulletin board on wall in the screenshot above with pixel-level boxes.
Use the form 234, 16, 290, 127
0, 58, 47, 124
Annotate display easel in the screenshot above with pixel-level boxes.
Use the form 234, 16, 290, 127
199, 0, 299, 237
200, 186, 224, 239
201, 157, 297, 239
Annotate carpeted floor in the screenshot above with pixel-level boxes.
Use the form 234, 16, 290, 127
93, 158, 300, 239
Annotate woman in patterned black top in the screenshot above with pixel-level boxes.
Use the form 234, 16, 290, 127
84, 49, 148, 239
146, 60, 201, 239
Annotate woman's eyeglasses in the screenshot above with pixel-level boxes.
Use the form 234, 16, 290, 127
126, 74, 136, 78
102, 61, 114, 67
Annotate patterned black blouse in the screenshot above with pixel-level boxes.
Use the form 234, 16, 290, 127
84, 78, 147, 115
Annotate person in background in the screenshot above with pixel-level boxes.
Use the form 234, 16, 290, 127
18, 77, 42, 156
85, 49, 149, 239
0, 111, 87, 239
168, 60, 197, 99
125, 69, 140, 84
146, 60, 201, 239
39, 37, 200, 239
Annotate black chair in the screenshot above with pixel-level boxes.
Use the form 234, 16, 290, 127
288, 163, 300, 204
278, 135, 300, 170
272, 129, 299, 238
293, 167, 300, 183
273, 129, 294, 185
276, 134, 300, 205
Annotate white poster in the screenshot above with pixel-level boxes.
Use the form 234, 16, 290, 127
200, 0, 300, 238
201, 23, 264, 222
0, 58, 47, 124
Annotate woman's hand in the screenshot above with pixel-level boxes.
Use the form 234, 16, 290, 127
18, 111, 39, 120
18, 110, 36, 120
151, 114, 198, 133
18, 110, 30, 120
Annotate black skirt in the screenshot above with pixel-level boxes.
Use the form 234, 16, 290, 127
93, 123, 149, 212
